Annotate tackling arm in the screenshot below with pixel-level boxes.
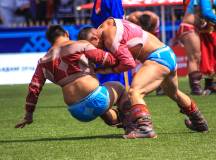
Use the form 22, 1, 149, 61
111, 44, 136, 73
103, 28, 136, 73
84, 46, 118, 67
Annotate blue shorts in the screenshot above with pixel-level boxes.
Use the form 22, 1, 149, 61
68, 86, 110, 122
147, 45, 177, 71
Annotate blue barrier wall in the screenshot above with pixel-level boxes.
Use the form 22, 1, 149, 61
0, 26, 83, 53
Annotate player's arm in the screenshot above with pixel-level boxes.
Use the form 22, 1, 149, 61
111, 44, 136, 73
96, 44, 136, 74
15, 62, 46, 128
84, 43, 118, 67
200, 0, 216, 24
103, 28, 136, 73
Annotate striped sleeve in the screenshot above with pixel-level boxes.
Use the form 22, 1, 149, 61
25, 62, 46, 113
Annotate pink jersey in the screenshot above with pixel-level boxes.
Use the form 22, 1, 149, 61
25, 41, 117, 112
110, 18, 148, 72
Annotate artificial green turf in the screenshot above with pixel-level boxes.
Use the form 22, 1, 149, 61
0, 78, 216, 160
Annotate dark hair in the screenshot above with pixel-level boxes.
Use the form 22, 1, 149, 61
78, 27, 94, 40
138, 14, 153, 32
46, 25, 67, 44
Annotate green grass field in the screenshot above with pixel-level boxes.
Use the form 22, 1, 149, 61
0, 78, 216, 160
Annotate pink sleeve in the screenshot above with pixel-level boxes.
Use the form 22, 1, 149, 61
84, 48, 117, 67
25, 62, 46, 113
112, 44, 136, 73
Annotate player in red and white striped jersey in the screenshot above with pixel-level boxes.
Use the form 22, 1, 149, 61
15, 25, 133, 132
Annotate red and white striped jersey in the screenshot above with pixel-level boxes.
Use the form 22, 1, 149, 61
25, 40, 117, 112
110, 18, 148, 72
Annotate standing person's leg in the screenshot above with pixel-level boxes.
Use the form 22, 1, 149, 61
125, 60, 170, 138
101, 79, 161, 138
203, 77, 216, 95
129, 60, 170, 105
181, 31, 203, 95
161, 71, 208, 132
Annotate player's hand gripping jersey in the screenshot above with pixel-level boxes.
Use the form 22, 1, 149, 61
25, 41, 117, 112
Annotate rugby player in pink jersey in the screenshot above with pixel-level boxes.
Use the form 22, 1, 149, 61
15, 25, 137, 136
78, 18, 208, 139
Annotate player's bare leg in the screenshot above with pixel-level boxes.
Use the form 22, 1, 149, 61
161, 71, 208, 132
100, 81, 131, 128
123, 60, 170, 139
181, 31, 203, 95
